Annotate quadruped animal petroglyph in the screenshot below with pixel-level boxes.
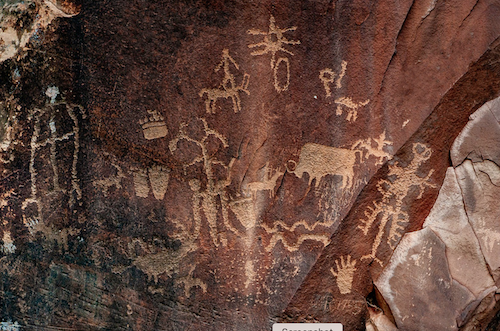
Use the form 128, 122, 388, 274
287, 135, 391, 191
199, 49, 250, 114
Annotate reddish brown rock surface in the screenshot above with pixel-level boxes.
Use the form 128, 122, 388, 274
2, 0, 500, 330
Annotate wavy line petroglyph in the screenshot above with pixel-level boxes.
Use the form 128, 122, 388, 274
199, 49, 250, 114
139, 110, 168, 140
261, 219, 335, 252
330, 255, 357, 294
360, 143, 436, 265
248, 15, 300, 93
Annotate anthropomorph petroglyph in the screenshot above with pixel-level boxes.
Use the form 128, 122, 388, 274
319, 61, 370, 122
199, 49, 250, 114
21, 97, 83, 225
330, 255, 357, 294
287, 135, 391, 191
169, 118, 239, 247
139, 110, 168, 140
248, 15, 300, 92
360, 143, 436, 265
132, 165, 170, 200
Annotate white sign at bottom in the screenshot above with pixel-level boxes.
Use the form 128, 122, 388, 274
273, 323, 343, 331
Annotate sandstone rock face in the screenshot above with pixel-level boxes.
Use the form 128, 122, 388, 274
2, 0, 500, 330
375, 98, 500, 330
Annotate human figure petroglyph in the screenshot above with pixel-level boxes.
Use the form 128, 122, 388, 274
139, 110, 168, 140
22, 98, 83, 224
248, 15, 300, 93
360, 143, 436, 265
199, 49, 250, 114
330, 255, 357, 294
169, 118, 239, 247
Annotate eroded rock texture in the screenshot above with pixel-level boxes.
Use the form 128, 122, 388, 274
2, 0, 500, 330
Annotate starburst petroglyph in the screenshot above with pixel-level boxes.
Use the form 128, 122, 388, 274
248, 15, 300, 92
330, 255, 357, 294
199, 49, 250, 114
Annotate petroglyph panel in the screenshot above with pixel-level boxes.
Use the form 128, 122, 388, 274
169, 118, 238, 247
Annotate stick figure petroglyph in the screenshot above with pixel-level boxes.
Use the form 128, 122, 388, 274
248, 15, 300, 92
360, 143, 436, 266
22, 99, 83, 225
169, 118, 239, 247
199, 49, 250, 114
